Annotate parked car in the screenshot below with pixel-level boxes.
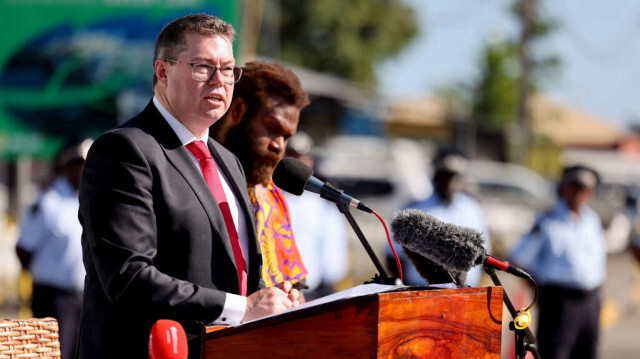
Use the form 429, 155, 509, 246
464, 160, 555, 257
591, 181, 636, 253
313, 140, 556, 274
467, 159, 636, 255
313, 136, 431, 283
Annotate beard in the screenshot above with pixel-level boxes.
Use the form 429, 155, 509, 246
224, 121, 281, 186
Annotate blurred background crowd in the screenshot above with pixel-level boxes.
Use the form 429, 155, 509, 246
1, 1, 640, 358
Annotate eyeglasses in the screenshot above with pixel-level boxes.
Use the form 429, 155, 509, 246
164, 59, 243, 84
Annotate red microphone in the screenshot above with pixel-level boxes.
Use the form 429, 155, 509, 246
149, 319, 188, 359
484, 255, 530, 278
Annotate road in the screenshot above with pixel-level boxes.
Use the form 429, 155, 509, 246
598, 250, 640, 359
497, 250, 640, 359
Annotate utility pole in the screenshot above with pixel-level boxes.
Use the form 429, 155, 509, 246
238, 0, 265, 63
255, 0, 281, 60
514, 0, 537, 165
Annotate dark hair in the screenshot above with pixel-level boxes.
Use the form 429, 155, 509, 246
54, 137, 92, 174
152, 13, 235, 87
432, 148, 468, 174
231, 61, 310, 119
560, 164, 600, 188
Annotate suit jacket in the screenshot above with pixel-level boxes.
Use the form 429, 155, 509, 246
76, 100, 263, 358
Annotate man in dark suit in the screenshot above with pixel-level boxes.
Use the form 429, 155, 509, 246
76, 14, 299, 359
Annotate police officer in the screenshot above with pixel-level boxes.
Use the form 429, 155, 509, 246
16, 138, 92, 359
386, 148, 491, 286
509, 164, 605, 359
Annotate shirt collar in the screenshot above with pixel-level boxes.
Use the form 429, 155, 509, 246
554, 199, 587, 219
153, 96, 209, 145
430, 191, 459, 206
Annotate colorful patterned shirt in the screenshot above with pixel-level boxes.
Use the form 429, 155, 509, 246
249, 181, 308, 287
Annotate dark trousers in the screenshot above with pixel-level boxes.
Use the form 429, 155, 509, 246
32, 284, 83, 359
536, 285, 601, 359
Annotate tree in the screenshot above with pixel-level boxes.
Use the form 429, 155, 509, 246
258, 0, 418, 86
470, 0, 560, 162
472, 40, 520, 131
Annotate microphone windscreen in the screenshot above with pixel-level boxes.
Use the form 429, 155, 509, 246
403, 247, 456, 284
273, 157, 314, 195
391, 209, 486, 273
149, 319, 188, 359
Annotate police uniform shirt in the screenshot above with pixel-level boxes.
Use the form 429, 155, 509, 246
509, 199, 606, 291
17, 176, 85, 292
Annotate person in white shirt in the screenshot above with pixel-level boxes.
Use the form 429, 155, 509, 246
282, 132, 349, 300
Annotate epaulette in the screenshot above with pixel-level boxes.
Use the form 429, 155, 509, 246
29, 202, 41, 216
529, 210, 553, 236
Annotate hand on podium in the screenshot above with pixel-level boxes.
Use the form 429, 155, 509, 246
242, 281, 300, 322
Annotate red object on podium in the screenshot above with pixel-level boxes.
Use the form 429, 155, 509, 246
149, 319, 188, 359
202, 286, 503, 358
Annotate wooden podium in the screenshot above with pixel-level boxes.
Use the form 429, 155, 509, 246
202, 286, 503, 358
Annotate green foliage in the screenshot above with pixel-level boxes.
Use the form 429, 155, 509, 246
472, 41, 519, 131
258, 0, 418, 86
471, 0, 561, 132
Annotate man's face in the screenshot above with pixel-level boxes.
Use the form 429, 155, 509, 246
157, 32, 235, 135
226, 96, 300, 186
561, 182, 594, 213
434, 171, 462, 203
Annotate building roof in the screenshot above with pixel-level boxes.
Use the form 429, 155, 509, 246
385, 95, 449, 127
383, 93, 627, 148
530, 94, 625, 147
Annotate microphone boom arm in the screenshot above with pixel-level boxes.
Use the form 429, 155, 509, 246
485, 267, 541, 359
335, 201, 398, 285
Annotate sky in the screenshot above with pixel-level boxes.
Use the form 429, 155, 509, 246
377, 0, 640, 130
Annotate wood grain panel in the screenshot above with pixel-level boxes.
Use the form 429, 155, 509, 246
377, 287, 503, 358
202, 287, 503, 358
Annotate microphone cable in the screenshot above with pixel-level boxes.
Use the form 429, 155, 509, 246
372, 210, 403, 282
515, 271, 538, 330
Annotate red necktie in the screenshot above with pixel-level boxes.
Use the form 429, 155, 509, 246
186, 141, 247, 296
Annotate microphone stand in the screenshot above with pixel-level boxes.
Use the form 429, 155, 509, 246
335, 201, 399, 285
484, 267, 541, 359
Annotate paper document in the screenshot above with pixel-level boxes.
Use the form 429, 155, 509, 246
241, 283, 406, 325
302, 283, 406, 308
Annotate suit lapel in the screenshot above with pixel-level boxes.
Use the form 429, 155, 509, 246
166, 148, 231, 245
138, 103, 232, 261
209, 141, 254, 219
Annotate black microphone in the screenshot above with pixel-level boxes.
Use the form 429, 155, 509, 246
273, 157, 373, 213
391, 209, 531, 279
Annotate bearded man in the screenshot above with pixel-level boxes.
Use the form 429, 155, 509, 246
211, 61, 311, 293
